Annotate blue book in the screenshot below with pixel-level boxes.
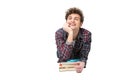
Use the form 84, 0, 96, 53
67, 59, 80, 62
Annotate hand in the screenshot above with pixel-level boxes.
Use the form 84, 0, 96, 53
63, 23, 73, 34
74, 62, 85, 73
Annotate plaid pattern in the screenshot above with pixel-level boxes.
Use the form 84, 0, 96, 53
55, 28, 92, 67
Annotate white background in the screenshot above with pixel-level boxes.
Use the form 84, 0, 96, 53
0, 0, 120, 80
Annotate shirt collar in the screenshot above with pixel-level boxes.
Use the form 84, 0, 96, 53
77, 28, 83, 40
63, 28, 83, 41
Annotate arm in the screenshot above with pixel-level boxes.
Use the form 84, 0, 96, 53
80, 32, 92, 67
74, 32, 91, 73
55, 29, 74, 62
55, 23, 74, 62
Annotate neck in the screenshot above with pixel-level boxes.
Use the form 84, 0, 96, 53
73, 29, 79, 40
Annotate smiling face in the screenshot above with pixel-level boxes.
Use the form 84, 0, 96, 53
66, 13, 82, 30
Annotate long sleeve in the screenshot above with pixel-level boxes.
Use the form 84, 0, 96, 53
80, 31, 92, 66
55, 29, 73, 62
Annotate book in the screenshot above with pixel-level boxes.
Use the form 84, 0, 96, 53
59, 62, 76, 72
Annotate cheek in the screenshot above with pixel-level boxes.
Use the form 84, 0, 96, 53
75, 22, 79, 25
77, 22, 81, 26
66, 21, 71, 25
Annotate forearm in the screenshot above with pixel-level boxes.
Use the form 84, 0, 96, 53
81, 44, 91, 60
58, 33, 74, 61
55, 31, 74, 61
80, 42, 91, 68
80, 32, 92, 66
66, 31, 73, 43
57, 44, 73, 62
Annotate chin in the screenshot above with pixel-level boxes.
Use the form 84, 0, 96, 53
70, 27, 76, 30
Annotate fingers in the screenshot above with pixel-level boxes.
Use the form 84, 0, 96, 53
63, 23, 73, 33
74, 62, 84, 73
75, 66, 83, 73
63, 23, 70, 28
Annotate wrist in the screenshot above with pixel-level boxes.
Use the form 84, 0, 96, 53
68, 30, 73, 35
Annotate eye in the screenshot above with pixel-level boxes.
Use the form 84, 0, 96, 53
75, 18, 79, 21
68, 17, 72, 20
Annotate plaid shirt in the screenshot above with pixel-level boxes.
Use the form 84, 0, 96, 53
55, 28, 92, 67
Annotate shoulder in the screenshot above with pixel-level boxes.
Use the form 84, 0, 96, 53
80, 28, 92, 42
55, 28, 64, 33
81, 28, 91, 35
55, 28, 66, 35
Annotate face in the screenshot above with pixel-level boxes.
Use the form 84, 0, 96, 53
66, 14, 82, 30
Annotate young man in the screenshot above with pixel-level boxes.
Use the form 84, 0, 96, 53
55, 7, 92, 73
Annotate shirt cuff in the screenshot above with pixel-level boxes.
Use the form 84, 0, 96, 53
66, 41, 73, 45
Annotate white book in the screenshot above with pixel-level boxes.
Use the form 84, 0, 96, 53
59, 62, 76, 72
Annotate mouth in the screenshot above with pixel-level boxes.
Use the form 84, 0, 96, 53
69, 23, 76, 26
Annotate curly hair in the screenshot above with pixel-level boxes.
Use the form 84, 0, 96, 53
65, 7, 84, 23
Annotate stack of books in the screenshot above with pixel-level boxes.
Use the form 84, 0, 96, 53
59, 62, 76, 72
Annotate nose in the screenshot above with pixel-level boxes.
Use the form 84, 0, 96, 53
71, 18, 75, 23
